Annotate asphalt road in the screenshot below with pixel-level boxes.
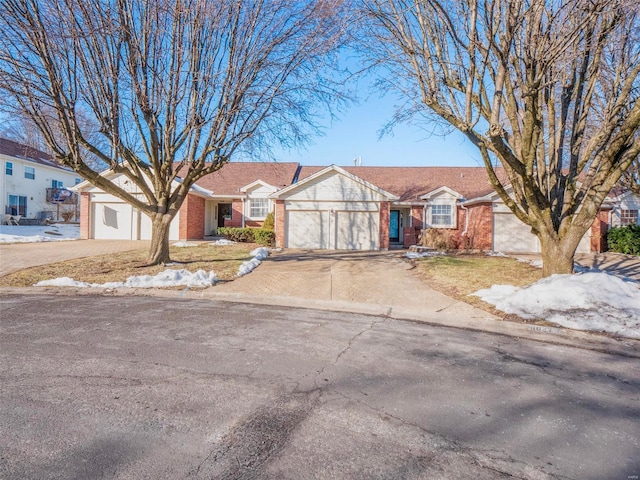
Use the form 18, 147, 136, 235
1, 294, 638, 480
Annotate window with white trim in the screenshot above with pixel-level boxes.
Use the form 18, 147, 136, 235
620, 209, 639, 225
431, 204, 454, 227
249, 198, 269, 218
5, 161, 13, 175
24, 166, 35, 180
7, 195, 27, 216
52, 179, 63, 188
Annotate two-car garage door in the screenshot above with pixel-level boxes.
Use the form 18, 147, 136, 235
286, 209, 379, 250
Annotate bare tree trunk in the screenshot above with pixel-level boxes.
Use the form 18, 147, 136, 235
538, 232, 585, 277
147, 214, 173, 266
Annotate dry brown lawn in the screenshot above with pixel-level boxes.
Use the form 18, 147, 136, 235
0, 243, 257, 288
411, 254, 543, 319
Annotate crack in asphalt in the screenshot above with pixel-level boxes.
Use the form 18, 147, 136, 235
333, 316, 388, 366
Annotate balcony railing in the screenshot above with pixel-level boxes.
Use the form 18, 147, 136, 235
46, 188, 78, 205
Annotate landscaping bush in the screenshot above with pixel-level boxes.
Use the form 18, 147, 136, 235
262, 211, 275, 231
253, 229, 275, 246
217, 227, 255, 243
422, 228, 457, 251
218, 227, 274, 246
607, 225, 640, 255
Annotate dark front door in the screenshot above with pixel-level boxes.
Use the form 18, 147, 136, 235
389, 210, 400, 243
217, 203, 232, 228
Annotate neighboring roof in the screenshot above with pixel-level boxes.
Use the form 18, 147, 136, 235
271, 165, 400, 201
194, 162, 300, 195
297, 166, 501, 202
0, 137, 72, 172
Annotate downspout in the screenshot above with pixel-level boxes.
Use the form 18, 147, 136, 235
461, 201, 469, 237
241, 198, 245, 228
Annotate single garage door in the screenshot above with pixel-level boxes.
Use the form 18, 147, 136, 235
93, 202, 133, 239
335, 210, 379, 250
493, 212, 591, 253
286, 209, 379, 250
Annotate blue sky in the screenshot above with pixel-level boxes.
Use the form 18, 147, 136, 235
270, 91, 484, 168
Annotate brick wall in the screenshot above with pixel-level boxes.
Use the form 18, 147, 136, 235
223, 199, 244, 227
178, 194, 205, 240
379, 202, 390, 250
274, 200, 285, 247
80, 192, 90, 239
455, 203, 493, 250
590, 209, 610, 253
411, 205, 423, 228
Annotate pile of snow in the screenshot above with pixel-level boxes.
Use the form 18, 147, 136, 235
486, 251, 508, 257
238, 247, 269, 276
404, 251, 445, 259
172, 241, 199, 248
516, 257, 543, 268
212, 238, 236, 246
0, 224, 79, 243
472, 272, 640, 338
35, 269, 217, 289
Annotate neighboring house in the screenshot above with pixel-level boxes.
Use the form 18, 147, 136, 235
0, 138, 81, 223
610, 190, 640, 227
74, 161, 623, 254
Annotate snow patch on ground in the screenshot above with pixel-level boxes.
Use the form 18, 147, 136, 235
0, 224, 79, 243
35, 269, 218, 289
212, 239, 236, 246
238, 247, 269, 276
403, 251, 445, 259
472, 272, 640, 338
172, 241, 199, 248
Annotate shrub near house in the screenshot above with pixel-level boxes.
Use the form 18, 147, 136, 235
607, 225, 640, 255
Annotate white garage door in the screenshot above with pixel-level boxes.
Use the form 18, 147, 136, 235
286, 209, 379, 250
93, 203, 133, 239
493, 213, 539, 253
335, 211, 379, 250
493, 213, 591, 253
286, 211, 330, 249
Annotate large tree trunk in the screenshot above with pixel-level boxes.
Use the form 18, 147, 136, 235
147, 214, 174, 266
538, 229, 586, 277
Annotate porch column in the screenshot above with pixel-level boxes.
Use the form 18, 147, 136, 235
80, 192, 90, 239
379, 201, 390, 251
274, 200, 285, 248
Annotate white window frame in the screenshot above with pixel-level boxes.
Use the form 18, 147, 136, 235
24, 165, 35, 180
249, 198, 270, 219
620, 209, 639, 226
430, 203, 456, 228
7, 194, 27, 216
52, 179, 64, 188
5, 161, 13, 175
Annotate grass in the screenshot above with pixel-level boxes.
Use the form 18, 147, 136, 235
411, 254, 543, 319
0, 243, 257, 288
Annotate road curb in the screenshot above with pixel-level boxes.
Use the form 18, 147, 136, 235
2, 286, 638, 359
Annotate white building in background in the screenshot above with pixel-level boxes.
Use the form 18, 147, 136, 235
0, 137, 81, 224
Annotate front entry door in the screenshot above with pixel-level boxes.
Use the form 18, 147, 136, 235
389, 210, 400, 243
217, 203, 232, 228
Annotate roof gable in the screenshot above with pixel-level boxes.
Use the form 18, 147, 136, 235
272, 165, 399, 201
0, 137, 73, 172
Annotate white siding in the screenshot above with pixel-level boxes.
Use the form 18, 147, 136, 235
283, 171, 387, 202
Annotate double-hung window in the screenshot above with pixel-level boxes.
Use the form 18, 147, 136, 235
431, 204, 453, 227
24, 166, 35, 180
52, 180, 64, 188
5, 161, 13, 175
620, 209, 639, 225
249, 198, 269, 218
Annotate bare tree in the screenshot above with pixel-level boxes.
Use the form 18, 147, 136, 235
620, 157, 640, 195
0, 0, 346, 264
361, 0, 640, 276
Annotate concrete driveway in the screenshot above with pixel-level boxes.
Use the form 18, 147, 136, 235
0, 239, 150, 277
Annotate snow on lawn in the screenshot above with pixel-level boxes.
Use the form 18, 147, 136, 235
238, 247, 269, 276
34, 246, 269, 288
0, 224, 79, 243
472, 272, 640, 339
35, 269, 218, 289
